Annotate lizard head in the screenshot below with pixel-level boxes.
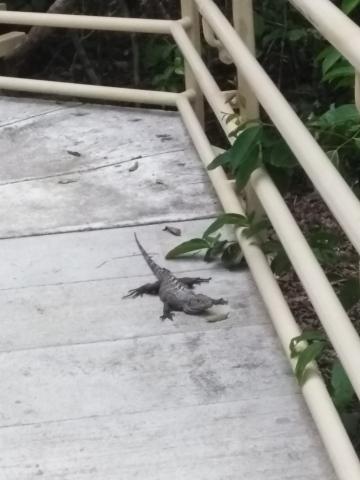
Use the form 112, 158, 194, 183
184, 294, 213, 313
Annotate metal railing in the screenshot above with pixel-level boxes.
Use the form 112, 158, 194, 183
0, 1, 360, 478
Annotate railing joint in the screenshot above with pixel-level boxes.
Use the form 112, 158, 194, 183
178, 16, 192, 29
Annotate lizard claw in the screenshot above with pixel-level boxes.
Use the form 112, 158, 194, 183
123, 288, 143, 299
160, 312, 174, 321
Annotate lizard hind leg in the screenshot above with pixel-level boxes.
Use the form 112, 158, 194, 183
123, 281, 160, 298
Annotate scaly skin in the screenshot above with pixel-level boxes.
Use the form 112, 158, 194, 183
124, 234, 227, 320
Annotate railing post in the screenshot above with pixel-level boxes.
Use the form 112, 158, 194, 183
232, 0, 259, 120
355, 73, 360, 296
181, 0, 204, 125
232, 0, 262, 218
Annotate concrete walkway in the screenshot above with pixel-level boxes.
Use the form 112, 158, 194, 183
0, 96, 335, 479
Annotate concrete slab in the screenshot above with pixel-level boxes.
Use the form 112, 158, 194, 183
0, 96, 72, 126
0, 97, 335, 480
0, 219, 335, 480
0, 222, 268, 352
0, 97, 220, 238
0, 399, 333, 480
0, 321, 299, 426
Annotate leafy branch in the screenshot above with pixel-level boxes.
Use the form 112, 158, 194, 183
166, 212, 269, 268
207, 120, 297, 190
166, 210, 358, 413
290, 330, 355, 411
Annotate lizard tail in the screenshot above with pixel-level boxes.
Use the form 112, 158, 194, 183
134, 233, 164, 279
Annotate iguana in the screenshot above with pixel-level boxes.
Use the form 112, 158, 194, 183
124, 234, 227, 320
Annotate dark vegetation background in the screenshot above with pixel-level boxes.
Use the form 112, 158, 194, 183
2, 0, 360, 451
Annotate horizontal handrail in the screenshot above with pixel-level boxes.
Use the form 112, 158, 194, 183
0, 76, 184, 106
178, 2, 360, 476
0, 10, 189, 34
288, 0, 360, 72
177, 93, 360, 480
194, 0, 360, 259
171, 19, 360, 405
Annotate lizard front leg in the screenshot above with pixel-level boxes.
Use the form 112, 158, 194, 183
179, 276, 212, 289
160, 303, 174, 321
123, 281, 160, 298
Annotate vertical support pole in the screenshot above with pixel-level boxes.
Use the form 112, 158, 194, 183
181, 0, 205, 125
232, 0, 262, 218
232, 0, 259, 121
354, 73, 360, 291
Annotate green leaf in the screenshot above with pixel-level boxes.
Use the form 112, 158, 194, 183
266, 142, 298, 168
204, 240, 228, 262
208, 125, 262, 173
207, 151, 230, 171
295, 342, 326, 384
235, 144, 262, 189
166, 238, 209, 259
341, 412, 360, 440
338, 278, 360, 310
321, 48, 342, 75
342, 0, 360, 14
206, 233, 222, 246
314, 104, 360, 127
203, 213, 249, 238
334, 77, 355, 89
323, 65, 355, 83
316, 46, 335, 63
230, 125, 263, 163
290, 330, 327, 357
331, 360, 355, 410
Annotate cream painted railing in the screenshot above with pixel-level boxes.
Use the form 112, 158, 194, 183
0, 1, 360, 478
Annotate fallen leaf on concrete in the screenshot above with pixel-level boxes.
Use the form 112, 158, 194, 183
67, 150, 81, 157
58, 178, 78, 184
128, 161, 139, 172
163, 226, 182, 236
